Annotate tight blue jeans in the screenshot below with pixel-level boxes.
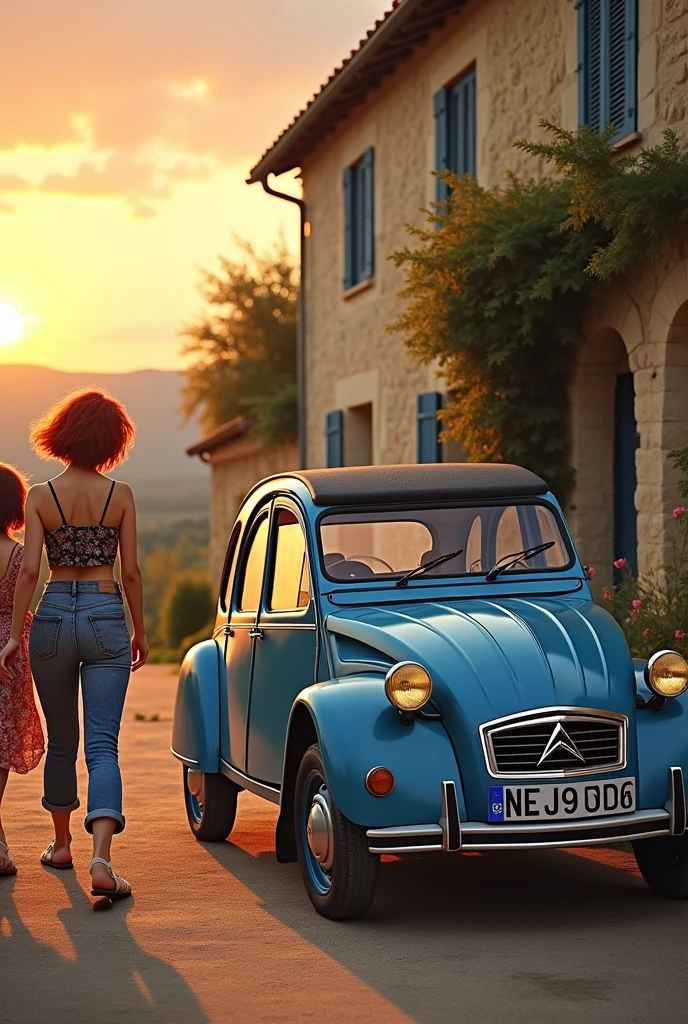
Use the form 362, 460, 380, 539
29, 581, 131, 834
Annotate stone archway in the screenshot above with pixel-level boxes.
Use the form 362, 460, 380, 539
569, 327, 637, 590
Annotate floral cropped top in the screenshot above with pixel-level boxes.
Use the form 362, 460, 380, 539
43, 480, 120, 569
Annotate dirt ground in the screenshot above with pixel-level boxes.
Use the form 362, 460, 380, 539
1, 664, 686, 1024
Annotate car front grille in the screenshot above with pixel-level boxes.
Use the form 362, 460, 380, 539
480, 709, 627, 779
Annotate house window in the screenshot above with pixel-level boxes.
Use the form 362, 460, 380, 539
577, 0, 637, 140
343, 148, 374, 290
417, 392, 442, 464
326, 410, 344, 468
434, 68, 476, 205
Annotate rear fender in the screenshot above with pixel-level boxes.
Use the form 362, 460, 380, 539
171, 640, 223, 773
288, 675, 465, 829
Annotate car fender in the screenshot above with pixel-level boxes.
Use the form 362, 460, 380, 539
634, 660, 688, 806
290, 675, 465, 828
171, 640, 223, 773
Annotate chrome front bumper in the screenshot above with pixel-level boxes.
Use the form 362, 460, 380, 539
366, 768, 687, 854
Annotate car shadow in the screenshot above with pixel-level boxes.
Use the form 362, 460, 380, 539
0, 872, 210, 1024
201, 826, 688, 1024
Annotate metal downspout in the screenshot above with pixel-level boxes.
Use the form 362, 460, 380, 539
258, 176, 307, 470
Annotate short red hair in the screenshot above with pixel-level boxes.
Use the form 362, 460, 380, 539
30, 388, 135, 472
0, 462, 28, 534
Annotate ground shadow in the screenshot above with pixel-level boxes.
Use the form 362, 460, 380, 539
0, 872, 209, 1024
202, 817, 688, 1024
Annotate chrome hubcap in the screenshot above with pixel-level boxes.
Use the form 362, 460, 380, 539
307, 790, 334, 870
187, 769, 204, 810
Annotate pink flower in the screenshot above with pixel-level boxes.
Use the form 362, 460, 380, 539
632, 599, 642, 613
643, 629, 650, 639
603, 592, 612, 602
586, 566, 596, 578
673, 507, 686, 519
614, 558, 626, 569
675, 629, 685, 642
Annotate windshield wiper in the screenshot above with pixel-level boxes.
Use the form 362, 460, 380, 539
396, 549, 464, 588
484, 541, 555, 582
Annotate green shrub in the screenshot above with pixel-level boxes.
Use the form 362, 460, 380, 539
160, 572, 214, 650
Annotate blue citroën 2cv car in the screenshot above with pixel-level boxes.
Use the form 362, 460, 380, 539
172, 464, 688, 919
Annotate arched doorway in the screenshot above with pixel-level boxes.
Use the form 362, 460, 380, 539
569, 327, 638, 588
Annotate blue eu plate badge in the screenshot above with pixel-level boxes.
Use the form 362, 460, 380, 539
489, 786, 505, 823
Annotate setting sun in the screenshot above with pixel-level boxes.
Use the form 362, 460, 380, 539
0, 303, 24, 346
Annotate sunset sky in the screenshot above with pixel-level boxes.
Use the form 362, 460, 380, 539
0, 0, 385, 372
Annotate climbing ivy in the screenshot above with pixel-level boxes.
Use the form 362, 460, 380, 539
389, 122, 688, 501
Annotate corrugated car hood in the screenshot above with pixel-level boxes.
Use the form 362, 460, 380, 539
327, 595, 638, 819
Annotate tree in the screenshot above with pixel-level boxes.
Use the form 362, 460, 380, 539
182, 239, 298, 446
160, 572, 214, 650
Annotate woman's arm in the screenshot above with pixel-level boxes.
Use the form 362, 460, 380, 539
0, 487, 44, 678
118, 483, 148, 671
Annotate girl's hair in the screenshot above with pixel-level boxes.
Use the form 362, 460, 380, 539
30, 387, 135, 472
0, 462, 28, 534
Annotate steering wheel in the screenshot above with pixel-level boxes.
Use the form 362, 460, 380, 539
328, 553, 395, 573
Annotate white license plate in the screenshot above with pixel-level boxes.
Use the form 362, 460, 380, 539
488, 776, 636, 823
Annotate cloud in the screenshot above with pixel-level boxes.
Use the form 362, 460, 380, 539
0, 0, 385, 211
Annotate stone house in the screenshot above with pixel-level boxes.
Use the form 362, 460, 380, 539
241, 0, 688, 591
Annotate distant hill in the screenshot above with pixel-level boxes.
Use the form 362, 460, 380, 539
0, 364, 208, 515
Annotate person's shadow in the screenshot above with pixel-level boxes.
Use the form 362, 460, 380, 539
0, 873, 209, 1024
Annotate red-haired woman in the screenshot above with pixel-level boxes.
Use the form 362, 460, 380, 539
0, 388, 148, 898
0, 463, 44, 875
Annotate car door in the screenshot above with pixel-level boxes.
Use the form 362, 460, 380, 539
222, 505, 271, 772
246, 502, 317, 784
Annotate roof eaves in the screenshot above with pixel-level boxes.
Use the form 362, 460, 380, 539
247, 0, 432, 183
186, 416, 254, 457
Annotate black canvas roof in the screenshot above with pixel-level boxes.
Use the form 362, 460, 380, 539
278, 464, 548, 506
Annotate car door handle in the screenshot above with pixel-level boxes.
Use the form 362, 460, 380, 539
249, 627, 264, 640
223, 625, 234, 637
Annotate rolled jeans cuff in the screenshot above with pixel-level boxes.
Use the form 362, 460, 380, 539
42, 796, 80, 813
84, 808, 126, 835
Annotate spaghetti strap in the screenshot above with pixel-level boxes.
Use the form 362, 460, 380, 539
47, 481, 68, 526
99, 480, 116, 525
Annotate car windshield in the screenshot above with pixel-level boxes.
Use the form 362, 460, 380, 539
319, 503, 571, 583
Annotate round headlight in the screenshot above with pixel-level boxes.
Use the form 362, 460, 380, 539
646, 650, 688, 698
384, 661, 432, 711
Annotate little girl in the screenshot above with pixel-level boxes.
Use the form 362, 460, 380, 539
0, 462, 44, 875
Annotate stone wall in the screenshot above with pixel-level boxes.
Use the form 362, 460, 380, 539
299, 0, 688, 580
302, 0, 578, 470
205, 438, 298, 589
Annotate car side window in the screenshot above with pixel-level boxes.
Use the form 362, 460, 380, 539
269, 509, 311, 612
220, 523, 241, 613
238, 515, 270, 612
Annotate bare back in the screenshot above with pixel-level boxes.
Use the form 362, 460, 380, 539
31, 469, 135, 581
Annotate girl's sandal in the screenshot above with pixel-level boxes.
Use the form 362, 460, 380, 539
89, 857, 132, 899
40, 839, 74, 870
0, 841, 17, 876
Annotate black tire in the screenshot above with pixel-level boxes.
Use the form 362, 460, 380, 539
632, 834, 688, 898
183, 766, 239, 842
294, 743, 379, 920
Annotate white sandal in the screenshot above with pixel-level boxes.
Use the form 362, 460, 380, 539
0, 840, 17, 876
89, 857, 132, 899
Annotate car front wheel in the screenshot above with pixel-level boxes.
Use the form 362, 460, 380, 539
632, 834, 688, 898
183, 766, 239, 842
294, 743, 379, 920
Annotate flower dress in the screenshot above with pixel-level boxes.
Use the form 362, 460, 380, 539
0, 544, 44, 774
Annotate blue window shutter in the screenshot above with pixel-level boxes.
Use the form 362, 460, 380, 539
326, 410, 344, 468
360, 147, 374, 281
433, 88, 449, 206
458, 69, 476, 177
417, 392, 442, 464
343, 166, 354, 290
579, 0, 636, 138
